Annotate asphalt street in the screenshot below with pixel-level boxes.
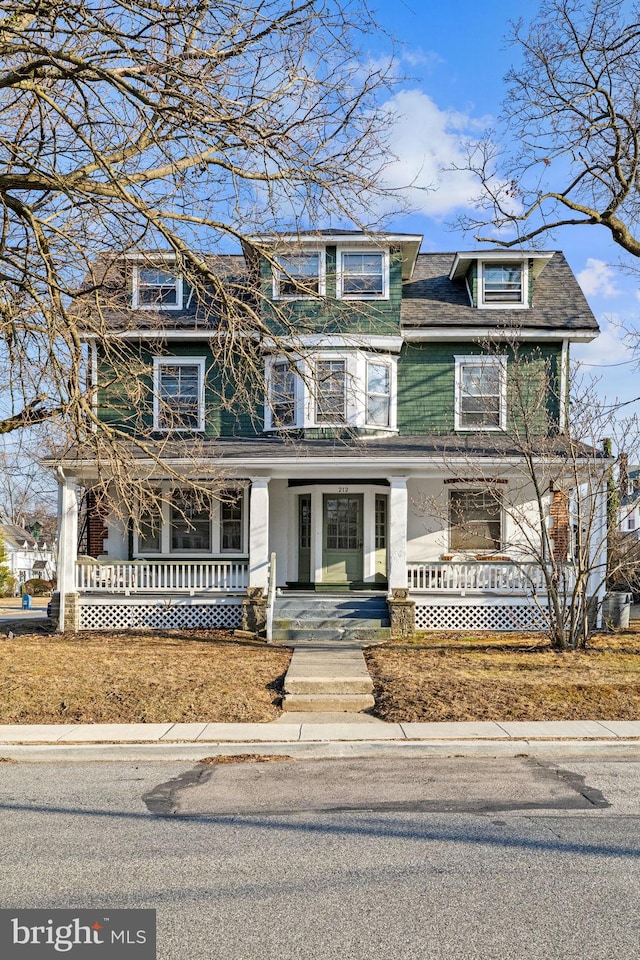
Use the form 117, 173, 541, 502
0, 756, 638, 960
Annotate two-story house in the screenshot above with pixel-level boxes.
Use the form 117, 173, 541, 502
53, 230, 603, 636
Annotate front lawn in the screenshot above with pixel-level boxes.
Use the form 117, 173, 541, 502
365, 629, 640, 722
0, 630, 290, 723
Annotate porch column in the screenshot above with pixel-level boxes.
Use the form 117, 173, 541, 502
387, 476, 409, 590
56, 473, 78, 632
248, 477, 270, 590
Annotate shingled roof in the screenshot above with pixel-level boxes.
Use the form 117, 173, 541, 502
401, 251, 598, 332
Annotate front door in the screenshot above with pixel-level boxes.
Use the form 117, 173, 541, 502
322, 494, 363, 584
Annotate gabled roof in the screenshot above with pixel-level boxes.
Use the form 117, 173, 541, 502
0, 521, 39, 550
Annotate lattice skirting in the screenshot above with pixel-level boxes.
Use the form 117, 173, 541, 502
415, 602, 548, 632
79, 599, 243, 631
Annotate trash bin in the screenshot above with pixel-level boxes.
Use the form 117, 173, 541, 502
603, 592, 631, 628
21, 594, 32, 610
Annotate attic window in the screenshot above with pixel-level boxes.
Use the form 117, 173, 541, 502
481, 262, 525, 306
133, 265, 182, 310
274, 252, 324, 298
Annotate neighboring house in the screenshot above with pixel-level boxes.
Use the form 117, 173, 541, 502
53, 230, 604, 633
617, 461, 640, 535
0, 520, 56, 591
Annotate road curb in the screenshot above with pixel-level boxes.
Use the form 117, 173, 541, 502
3, 739, 640, 761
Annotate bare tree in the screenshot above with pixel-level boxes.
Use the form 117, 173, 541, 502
0, 0, 396, 449
455, 0, 640, 255
415, 339, 637, 650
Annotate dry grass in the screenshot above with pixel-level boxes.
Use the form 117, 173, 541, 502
0, 630, 290, 723
365, 629, 640, 722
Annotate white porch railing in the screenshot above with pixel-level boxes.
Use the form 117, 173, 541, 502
407, 562, 576, 594
76, 560, 248, 593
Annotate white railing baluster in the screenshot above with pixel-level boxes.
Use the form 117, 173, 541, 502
76, 559, 249, 594
404, 561, 574, 596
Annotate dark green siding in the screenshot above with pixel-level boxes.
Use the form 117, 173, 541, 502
259, 245, 403, 336
397, 341, 562, 435
96, 342, 263, 438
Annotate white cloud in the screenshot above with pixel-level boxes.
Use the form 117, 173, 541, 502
573, 314, 631, 366
375, 89, 492, 218
576, 258, 620, 298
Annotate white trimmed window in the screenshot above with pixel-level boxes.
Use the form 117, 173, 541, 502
366, 360, 391, 427
315, 359, 347, 424
134, 486, 246, 555
133, 265, 183, 310
274, 252, 325, 299
268, 360, 299, 428
480, 261, 527, 307
171, 490, 212, 552
338, 250, 388, 299
455, 356, 506, 431
154, 357, 205, 432
450, 488, 502, 552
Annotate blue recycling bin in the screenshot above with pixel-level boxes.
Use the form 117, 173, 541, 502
22, 594, 32, 610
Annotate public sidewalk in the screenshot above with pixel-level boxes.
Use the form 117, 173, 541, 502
1, 719, 640, 761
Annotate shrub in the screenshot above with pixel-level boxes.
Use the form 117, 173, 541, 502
22, 579, 53, 597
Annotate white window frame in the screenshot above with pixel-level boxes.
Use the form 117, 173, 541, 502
454, 355, 507, 432
264, 350, 397, 433
314, 357, 347, 425
365, 358, 392, 429
153, 356, 206, 433
132, 264, 183, 311
337, 248, 389, 300
478, 259, 528, 309
264, 357, 301, 430
273, 251, 326, 300
449, 487, 503, 553
133, 484, 247, 557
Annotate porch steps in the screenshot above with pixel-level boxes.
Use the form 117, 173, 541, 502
282, 645, 375, 713
271, 593, 390, 644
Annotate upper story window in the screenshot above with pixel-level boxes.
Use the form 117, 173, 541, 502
264, 351, 397, 432
133, 265, 183, 310
338, 250, 388, 299
480, 261, 526, 307
366, 361, 391, 427
455, 356, 507, 431
274, 252, 325, 299
269, 360, 298, 428
315, 359, 347, 423
153, 357, 205, 432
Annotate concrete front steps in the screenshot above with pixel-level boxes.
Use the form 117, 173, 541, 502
272, 592, 390, 644
282, 645, 376, 713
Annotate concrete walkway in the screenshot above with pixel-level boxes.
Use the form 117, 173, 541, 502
0, 720, 639, 761
281, 642, 375, 713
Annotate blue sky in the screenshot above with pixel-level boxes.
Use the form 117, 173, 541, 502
365, 0, 640, 420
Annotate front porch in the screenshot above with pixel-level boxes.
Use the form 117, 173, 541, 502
66, 557, 576, 633
54, 459, 604, 634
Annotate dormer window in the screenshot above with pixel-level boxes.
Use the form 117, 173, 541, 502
133, 265, 182, 310
480, 261, 527, 307
274, 252, 325, 299
338, 250, 388, 299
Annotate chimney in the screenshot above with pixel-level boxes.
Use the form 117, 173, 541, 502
619, 453, 629, 498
